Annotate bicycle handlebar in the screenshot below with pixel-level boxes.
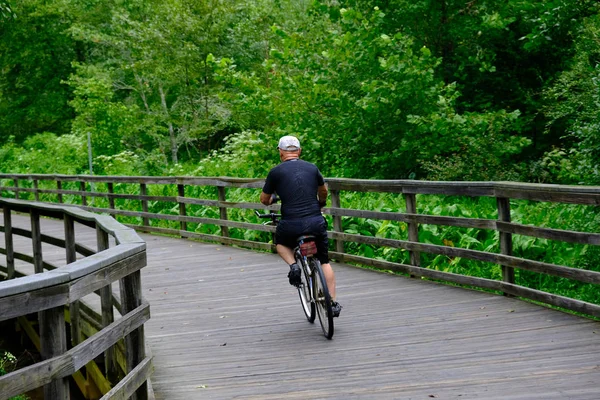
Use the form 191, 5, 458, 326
255, 209, 281, 219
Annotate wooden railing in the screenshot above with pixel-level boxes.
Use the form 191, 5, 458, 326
1, 174, 599, 321
0, 198, 151, 400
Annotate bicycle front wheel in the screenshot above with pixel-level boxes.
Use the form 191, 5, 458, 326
312, 259, 334, 339
296, 255, 315, 323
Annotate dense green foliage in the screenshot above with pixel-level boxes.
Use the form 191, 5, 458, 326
0, 0, 599, 183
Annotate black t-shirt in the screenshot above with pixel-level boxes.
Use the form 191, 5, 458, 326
263, 159, 325, 220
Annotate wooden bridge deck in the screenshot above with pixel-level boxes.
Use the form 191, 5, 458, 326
6, 214, 600, 399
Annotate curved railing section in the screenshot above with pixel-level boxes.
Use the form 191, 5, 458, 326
0, 198, 150, 400
0, 174, 599, 321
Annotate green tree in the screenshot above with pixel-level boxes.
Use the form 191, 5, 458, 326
540, 11, 600, 184
67, 0, 256, 165
339, 0, 599, 161
0, 0, 76, 142
217, 4, 525, 179
0, 1, 15, 20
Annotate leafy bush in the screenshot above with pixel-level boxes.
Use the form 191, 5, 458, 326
0, 351, 29, 400
0, 133, 87, 174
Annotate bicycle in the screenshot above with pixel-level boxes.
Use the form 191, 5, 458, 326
255, 208, 335, 339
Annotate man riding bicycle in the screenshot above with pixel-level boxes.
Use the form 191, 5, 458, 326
260, 135, 342, 317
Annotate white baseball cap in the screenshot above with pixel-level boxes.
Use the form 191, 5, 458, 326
277, 135, 301, 151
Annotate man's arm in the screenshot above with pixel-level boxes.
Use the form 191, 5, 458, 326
260, 191, 273, 206
317, 184, 328, 207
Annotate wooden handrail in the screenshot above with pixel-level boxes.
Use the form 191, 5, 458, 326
1, 174, 599, 321
0, 198, 151, 400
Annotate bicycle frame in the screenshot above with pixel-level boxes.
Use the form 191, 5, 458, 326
255, 209, 333, 338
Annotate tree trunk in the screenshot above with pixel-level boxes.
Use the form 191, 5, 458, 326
135, 73, 151, 113
159, 83, 178, 164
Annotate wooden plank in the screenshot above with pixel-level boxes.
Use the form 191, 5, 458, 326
177, 197, 278, 211
69, 251, 147, 301
39, 305, 69, 399
57, 180, 63, 203
497, 197, 515, 289
33, 179, 39, 201
75, 206, 276, 233
86, 359, 112, 395
8, 175, 593, 199
327, 231, 600, 285
30, 208, 43, 273
3, 205, 15, 279
405, 193, 420, 267
0, 245, 145, 319
119, 270, 148, 400
495, 187, 600, 205
140, 183, 149, 227
100, 357, 153, 400
327, 207, 498, 230
0, 301, 149, 400
177, 184, 187, 234
497, 220, 600, 245
65, 214, 82, 346
14, 178, 19, 199
329, 189, 344, 255
107, 182, 116, 218
217, 186, 230, 238
127, 224, 273, 251
0, 279, 70, 321
96, 225, 119, 382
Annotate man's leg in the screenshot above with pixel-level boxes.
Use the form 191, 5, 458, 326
321, 262, 336, 300
277, 244, 301, 286
276, 244, 295, 264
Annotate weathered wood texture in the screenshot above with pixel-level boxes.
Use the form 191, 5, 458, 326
141, 229, 600, 399
2, 174, 599, 319
4, 210, 600, 400
0, 201, 151, 400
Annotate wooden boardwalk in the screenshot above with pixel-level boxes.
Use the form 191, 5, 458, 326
6, 214, 600, 399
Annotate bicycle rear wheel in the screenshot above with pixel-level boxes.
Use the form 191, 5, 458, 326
312, 259, 334, 339
295, 255, 315, 323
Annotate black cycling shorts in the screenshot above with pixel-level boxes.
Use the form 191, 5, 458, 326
275, 215, 329, 264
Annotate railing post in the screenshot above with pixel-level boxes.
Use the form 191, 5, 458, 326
140, 183, 149, 227
178, 184, 187, 235
14, 178, 19, 200
30, 208, 44, 273
3, 205, 15, 279
330, 189, 344, 256
80, 181, 88, 206
57, 180, 63, 203
32, 206, 69, 399
33, 179, 40, 201
218, 186, 230, 238
65, 215, 81, 346
405, 193, 421, 268
107, 182, 116, 218
119, 270, 148, 400
497, 197, 515, 293
39, 305, 69, 399
97, 226, 118, 382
